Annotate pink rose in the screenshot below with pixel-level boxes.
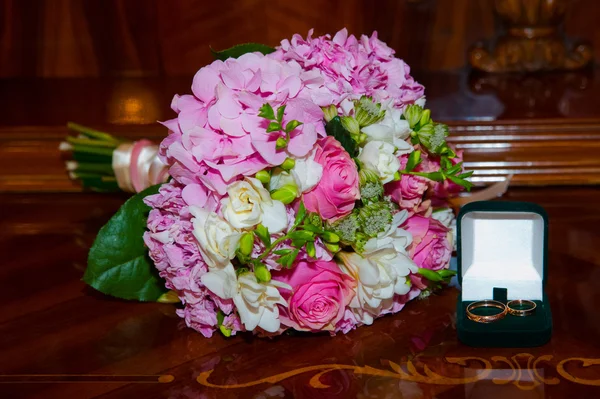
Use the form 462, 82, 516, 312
403, 215, 452, 271
275, 260, 356, 331
303, 137, 360, 220
386, 152, 429, 211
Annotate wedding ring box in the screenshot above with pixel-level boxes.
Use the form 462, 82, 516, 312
456, 201, 552, 347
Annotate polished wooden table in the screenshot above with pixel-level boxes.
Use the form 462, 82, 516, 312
1, 187, 600, 398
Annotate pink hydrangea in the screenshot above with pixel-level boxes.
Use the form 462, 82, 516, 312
144, 181, 241, 337
272, 28, 425, 108
159, 53, 326, 196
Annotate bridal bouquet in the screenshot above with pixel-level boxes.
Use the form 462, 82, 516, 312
78, 29, 472, 338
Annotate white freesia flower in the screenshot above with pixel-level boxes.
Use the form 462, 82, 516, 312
361, 106, 411, 148
268, 169, 296, 192
357, 141, 402, 184
431, 208, 457, 251
362, 211, 418, 297
221, 177, 287, 233
289, 149, 323, 194
201, 263, 292, 333
338, 251, 395, 325
268, 150, 323, 196
190, 207, 241, 268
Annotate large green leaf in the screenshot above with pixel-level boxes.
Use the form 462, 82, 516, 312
325, 116, 358, 157
211, 43, 275, 61
84, 184, 168, 301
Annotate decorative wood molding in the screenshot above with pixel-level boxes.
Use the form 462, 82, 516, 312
469, 0, 593, 72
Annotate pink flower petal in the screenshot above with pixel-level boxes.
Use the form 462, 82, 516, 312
192, 67, 220, 103
216, 84, 242, 119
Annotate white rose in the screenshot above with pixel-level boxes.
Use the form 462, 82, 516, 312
190, 207, 241, 268
337, 251, 395, 325
221, 177, 288, 234
361, 106, 411, 148
358, 141, 402, 184
201, 263, 292, 333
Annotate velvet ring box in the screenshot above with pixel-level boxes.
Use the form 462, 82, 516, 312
456, 201, 552, 347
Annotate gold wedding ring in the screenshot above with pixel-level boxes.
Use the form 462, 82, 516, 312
507, 299, 537, 316
466, 300, 507, 323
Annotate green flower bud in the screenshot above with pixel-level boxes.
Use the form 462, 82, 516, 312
321, 231, 340, 243
354, 96, 385, 127
393, 171, 401, 181
322, 104, 338, 123
404, 104, 424, 129
324, 242, 340, 253
270, 184, 298, 204
280, 157, 296, 171
219, 325, 232, 337
418, 123, 448, 155
276, 137, 288, 149
306, 213, 323, 230
419, 109, 431, 127
306, 241, 316, 258
340, 116, 360, 139
255, 170, 271, 184
239, 232, 254, 256
157, 290, 180, 304
255, 263, 271, 283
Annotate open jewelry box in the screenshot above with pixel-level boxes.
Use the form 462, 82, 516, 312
456, 201, 552, 347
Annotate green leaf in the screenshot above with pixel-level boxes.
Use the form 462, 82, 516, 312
325, 116, 358, 157
417, 268, 443, 282
258, 103, 275, 120
457, 171, 474, 179
440, 156, 452, 170
277, 105, 286, 123
266, 122, 281, 133
276, 249, 300, 268
445, 162, 463, 176
410, 171, 445, 182
211, 43, 275, 61
217, 310, 225, 326
294, 202, 307, 227
437, 269, 457, 278
447, 175, 474, 191
84, 184, 168, 301
405, 150, 421, 172
301, 224, 323, 233
255, 224, 271, 248
285, 120, 302, 133
273, 249, 292, 256
288, 230, 315, 241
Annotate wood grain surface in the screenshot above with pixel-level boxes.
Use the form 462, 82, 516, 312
1, 187, 600, 398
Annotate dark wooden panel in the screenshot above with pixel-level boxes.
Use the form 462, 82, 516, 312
1, 0, 598, 78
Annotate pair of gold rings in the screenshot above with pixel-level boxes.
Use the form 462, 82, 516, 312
466, 299, 536, 323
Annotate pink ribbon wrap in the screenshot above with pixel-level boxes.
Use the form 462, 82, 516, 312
112, 140, 169, 193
